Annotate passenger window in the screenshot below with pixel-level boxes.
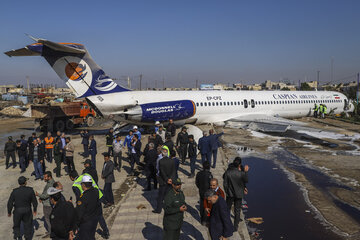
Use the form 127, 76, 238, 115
212, 102, 215, 106
220, 102, 222, 106
241, 102, 243, 105
200, 102, 203, 107
231, 102, 233, 106
227, 102, 230, 105
208, 102, 211, 106
216, 102, 219, 106
196, 102, 199, 107
244, 100, 248, 108
204, 102, 207, 106
238, 101, 240, 105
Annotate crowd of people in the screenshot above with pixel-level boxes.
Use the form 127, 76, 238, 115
6, 119, 250, 240
313, 103, 328, 118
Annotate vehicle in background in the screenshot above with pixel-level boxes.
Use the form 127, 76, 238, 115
31, 101, 96, 132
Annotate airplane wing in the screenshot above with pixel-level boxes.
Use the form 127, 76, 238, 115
224, 114, 307, 133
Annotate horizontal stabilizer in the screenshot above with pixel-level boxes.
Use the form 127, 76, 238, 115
4, 47, 40, 57
38, 40, 86, 54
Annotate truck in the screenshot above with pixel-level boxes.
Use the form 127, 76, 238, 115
31, 101, 96, 132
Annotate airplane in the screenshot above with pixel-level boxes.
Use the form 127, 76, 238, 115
4, 37, 355, 132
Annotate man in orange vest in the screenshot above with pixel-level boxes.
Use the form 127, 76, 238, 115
44, 132, 54, 164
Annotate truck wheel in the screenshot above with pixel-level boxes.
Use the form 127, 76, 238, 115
86, 116, 95, 127
66, 119, 74, 130
55, 120, 65, 132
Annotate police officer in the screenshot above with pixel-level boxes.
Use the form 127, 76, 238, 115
163, 178, 187, 240
47, 187, 77, 240
7, 176, 38, 240
70, 172, 109, 239
76, 175, 102, 240
176, 126, 189, 164
4, 136, 17, 169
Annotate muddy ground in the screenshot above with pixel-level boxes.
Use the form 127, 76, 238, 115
219, 117, 360, 239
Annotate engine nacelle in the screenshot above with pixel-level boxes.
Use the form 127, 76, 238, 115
139, 100, 196, 122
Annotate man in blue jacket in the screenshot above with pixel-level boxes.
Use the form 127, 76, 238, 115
198, 131, 211, 165
204, 189, 233, 240
89, 135, 97, 169
208, 129, 224, 168
80, 130, 89, 157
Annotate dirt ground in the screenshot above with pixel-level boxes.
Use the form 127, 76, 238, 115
218, 117, 360, 238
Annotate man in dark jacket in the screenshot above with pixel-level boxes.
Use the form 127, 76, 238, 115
166, 118, 176, 140
195, 161, 213, 224
198, 131, 211, 165
8, 176, 38, 240
27, 132, 37, 162
153, 147, 176, 213
163, 135, 175, 156
151, 131, 163, 149
101, 153, 115, 208
89, 135, 97, 169
53, 138, 62, 178
223, 157, 249, 231
163, 178, 187, 240
37, 138, 46, 173
83, 159, 99, 184
47, 187, 77, 240
208, 129, 224, 168
205, 189, 233, 240
76, 177, 102, 240
80, 130, 89, 157
16, 140, 27, 173
105, 128, 114, 156
130, 134, 142, 174
176, 126, 189, 164
144, 143, 158, 191
5, 136, 17, 169
187, 135, 198, 178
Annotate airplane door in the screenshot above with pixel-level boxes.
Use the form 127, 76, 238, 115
251, 99, 255, 108
244, 100, 248, 108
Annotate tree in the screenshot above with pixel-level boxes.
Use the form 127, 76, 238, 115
300, 82, 313, 91
281, 87, 291, 91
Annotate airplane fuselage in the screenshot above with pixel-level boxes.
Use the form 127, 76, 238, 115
86, 90, 351, 125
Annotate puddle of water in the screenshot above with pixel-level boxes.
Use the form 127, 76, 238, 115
243, 156, 343, 240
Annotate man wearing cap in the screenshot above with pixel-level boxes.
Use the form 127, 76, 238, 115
4, 136, 17, 169
36, 171, 55, 237
76, 175, 102, 240
163, 178, 187, 240
47, 187, 77, 240
102, 152, 115, 208
70, 171, 110, 239
105, 128, 114, 156
154, 121, 161, 133
133, 125, 141, 140
204, 189, 233, 240
153, 147, 176, 214
176, 126, 189, 164
8, 176, 37, 240
83, 159, 99, 184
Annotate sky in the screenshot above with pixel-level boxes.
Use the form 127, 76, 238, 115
0, 0, 360, 88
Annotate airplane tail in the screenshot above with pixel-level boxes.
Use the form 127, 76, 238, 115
4, 37, 130, 98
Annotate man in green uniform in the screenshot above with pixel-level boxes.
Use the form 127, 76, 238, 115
163, 178, 187, 240
313, 103, 318, 118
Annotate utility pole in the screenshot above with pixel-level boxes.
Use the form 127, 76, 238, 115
196, 79, 198, 89
162, 76, 165, 89
357, 72, 359, 106
155, 80, 157, 89
317, 71, 320, 89
26, 76, 30, 94
139, 74, 142, 90
331, 57, 334, 83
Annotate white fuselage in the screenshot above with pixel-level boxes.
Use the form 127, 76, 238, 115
86, 90, 350, 125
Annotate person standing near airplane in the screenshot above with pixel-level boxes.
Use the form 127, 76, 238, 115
176, 126, 189, 164
105, 128, 114, 157
208, 129, 224, 169
198, 131, 211, 165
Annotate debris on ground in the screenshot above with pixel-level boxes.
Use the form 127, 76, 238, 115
247, 217, 264, 225
136, 204, 146, 210
0, 106, 26, 116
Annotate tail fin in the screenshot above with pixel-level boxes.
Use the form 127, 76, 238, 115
4, 37, 130, 98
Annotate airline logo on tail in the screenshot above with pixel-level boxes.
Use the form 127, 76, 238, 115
4, 37, 131, 98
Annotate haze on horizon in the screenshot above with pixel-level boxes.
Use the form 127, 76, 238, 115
0, 0, 359, 89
